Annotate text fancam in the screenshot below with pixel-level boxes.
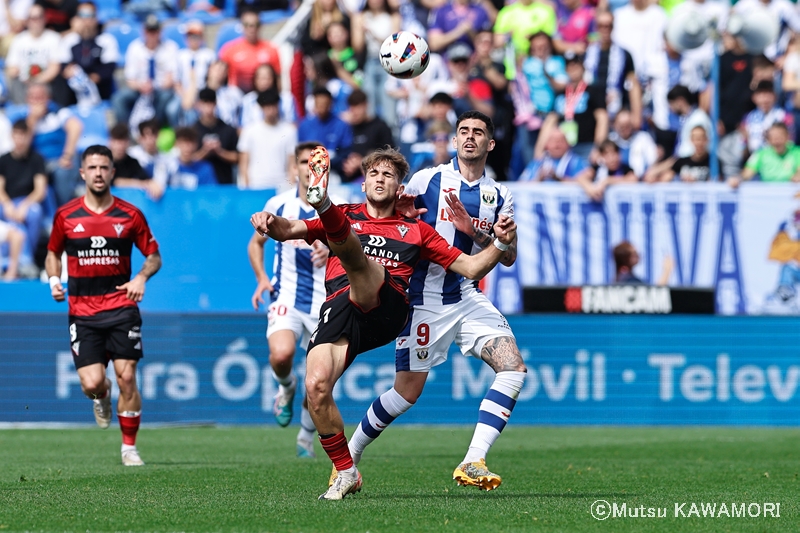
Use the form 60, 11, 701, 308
590, 500, 781, 520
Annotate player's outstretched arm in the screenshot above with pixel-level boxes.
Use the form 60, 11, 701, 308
250, 211, 308, 242
448, 215, 516, 280
117, 250, 162, 302
247, 232, 274, 310
444, 192, 517, 266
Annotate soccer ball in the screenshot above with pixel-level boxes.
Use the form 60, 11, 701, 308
379, 31, 430, 79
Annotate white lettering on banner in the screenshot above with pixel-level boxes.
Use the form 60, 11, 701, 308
142, 363, 198, 400
648, 354, 800, 402
213, 351, 259, 401
581, 286, 672, 314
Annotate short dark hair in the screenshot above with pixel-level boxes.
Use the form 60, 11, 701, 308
456, 111, 495, 139
769, 122, 790, 135
312, 87, 333, 99
77, 1, 96, 11
198, 87, 216, 103
429, 92, 454, 106
257, 89, 280, 107
361, 147, 409, 182
295, 141, 320, 158
138, 118, 160, 137
598, 139, 619, 153
175, 127, 198, 143
347, 89, 368, 107
667, 85, 692, 103
240, 7, 260, 20
11, 119, 28, 132
753, 79, 775, 94
613, 241, 636, 271
82, 145, 113, 163
110, 123, 130, 140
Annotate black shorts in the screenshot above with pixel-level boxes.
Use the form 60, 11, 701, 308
308, 270, 410, 369
68, 307, 144, 369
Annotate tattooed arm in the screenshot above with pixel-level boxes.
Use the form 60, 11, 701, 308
443, 192, 517, 267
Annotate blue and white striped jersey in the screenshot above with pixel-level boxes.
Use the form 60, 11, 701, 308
405, 158, 514, 306
264, 188, 327, 315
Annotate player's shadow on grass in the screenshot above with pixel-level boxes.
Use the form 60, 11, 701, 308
370, 492, 638, 499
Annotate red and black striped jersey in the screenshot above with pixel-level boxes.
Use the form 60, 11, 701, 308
47, 196, 159, 318
304, 203, 461, 299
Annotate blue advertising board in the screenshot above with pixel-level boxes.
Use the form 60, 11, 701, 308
1, 314, 798, 426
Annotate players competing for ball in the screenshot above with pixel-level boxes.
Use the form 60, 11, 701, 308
247, 141, 333, 457
46, 145, 161, 466
250, 146, 515, 500
347, 111, 527, 490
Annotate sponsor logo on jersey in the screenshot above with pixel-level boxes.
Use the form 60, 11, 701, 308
442, 187, 456, 193
367, 235, 386, 247
73, 223, 85, 233
90, 236, 107, 248
416, 348, 429, 360
351, 222, 362, 230
396, 224, 409, 239
71, 341, 80, 356
397, 338, 407, 347
481, 190, 497, 206
438, 209, 493, 231
113, 223, 125, 237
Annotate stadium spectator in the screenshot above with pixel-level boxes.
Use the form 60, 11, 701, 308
218, 9, 281, 93
46, 144, 162, 468
515, 31, 567, 166
743, 80, 792, 155
193, 88, 239, 186
5, 5, 61, 105
576, 139, 636, 201
426, 0, 494, 54
717, 34, 754, 179
156, 127, 218, 190
429, 43, 494, 119
238, 89, 297, 190
112, 15, 181, 128
583, 11, 641, 128
493, 0, 556, 59
303, 52, 352, 117
520, 127, 588, 181
410, 121, 455, 175
174, 20, 215, 120
0, 111, 12, 156
341, 89, 394, 183
346, 113, 526, 494
128, 119, 163, 177
38, 0, 77, 33
108, 123, 164, 200
782, 34, 800, 142
241, 64, 297, 129
249, 146, 514, 500
612, 0, 667, 73
299, 0, 350, 57
553, 0, 594, 56
326, 21, 362, 90
0, 0, 30, 58
538, 52, 608, 160
609, 109, 657, 177
350, 0, 400, 127
613, 240, 672, 285
666, 84, 712, 158
203, 61, 243, 128
298, 87, 352, 176
0, 220, 25, 281
734, 123, 800, 186
56, 1, 119, 107
645, 126, 718, 183
246, 141, 331, 458
0, 119, 47, 276
470, 29, 512, 180
733, 0, 800, 62
8, 82, 82, 207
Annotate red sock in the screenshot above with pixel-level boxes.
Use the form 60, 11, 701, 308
118, 411, 140, 446
318, 204, 351, 243
319, 432, 354, 471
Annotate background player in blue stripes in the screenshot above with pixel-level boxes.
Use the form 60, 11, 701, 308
247, 141, 334, 458
346, 111, 527, 490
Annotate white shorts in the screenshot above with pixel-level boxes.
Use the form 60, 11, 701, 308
395, 293, 514, 372
0, 220, 10, 242
266, 299, 319, 347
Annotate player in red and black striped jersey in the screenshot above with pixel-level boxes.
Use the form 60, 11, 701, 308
250, 147, 516, 500
45, 145, 162, 467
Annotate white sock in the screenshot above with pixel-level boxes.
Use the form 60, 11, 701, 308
273, 370, 296, 393
297, 406, 316, 442
462, 371, 526, 464
349, 388, 413, 466
121, 443, 137, 452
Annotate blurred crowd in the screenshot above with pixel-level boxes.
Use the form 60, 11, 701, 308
1, 0, 799, 280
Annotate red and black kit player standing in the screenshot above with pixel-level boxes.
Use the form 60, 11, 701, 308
45, 145, 162, 466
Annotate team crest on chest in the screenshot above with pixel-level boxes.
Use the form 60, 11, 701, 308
113, 223, 125, 237
481, 190, 497, 206
396, 224, 409, 239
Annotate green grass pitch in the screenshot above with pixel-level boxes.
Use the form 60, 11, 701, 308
1, 426, 798, 532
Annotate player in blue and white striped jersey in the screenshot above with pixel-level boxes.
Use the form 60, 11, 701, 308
347, 112, 528, 490
248, 141, 332, 458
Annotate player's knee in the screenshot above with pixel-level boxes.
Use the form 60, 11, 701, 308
116, 369, 137, 393
81, 375, 106, 395
304, 372, 332, 403
269, 349, 294, 367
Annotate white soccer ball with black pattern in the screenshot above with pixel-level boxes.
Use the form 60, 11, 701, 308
379, 31, 431, 79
